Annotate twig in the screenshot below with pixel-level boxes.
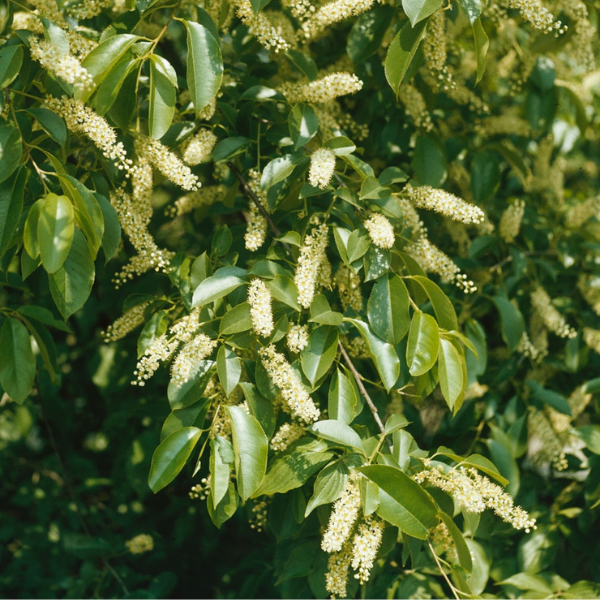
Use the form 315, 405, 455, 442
338, 341, 386, 437
427, 540, 472, 599
40, 401, 129, 596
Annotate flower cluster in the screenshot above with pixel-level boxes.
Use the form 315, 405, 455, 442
334, 265, 362, 312
415, 465, 536, 532
259, 345, 320, 423
136, 137, 199, 191
583, 328, 600, 356
280, 73, 363, 104
578, 275, 600, 316
518, 331, 546, 362
531, 287, 577, 339
248, 279, 274, 338
183, 129, 218, 166
321, 475, 361, 553
125, 534, 154, 555
189, 477, 210, 500
527, 409, 568, 470
308, 148, 336, 189
350, 519, 385, 584
46, 96, 131, 171
271, 422, 305, 452
30, 38, 93, 90
364, 213, 395, 249
295, 221, 329, 309
64, 0, 114, 19
249, 500, 269, 532
325, 545, 353, 599
565, 197, 600, 229
168, 185, 226, 217
423, 10, 454, 90
287, 324, 309, 353
300, 0, 373, 39
406, 184, 485, 224
101, 301, 150, 342
409, 237, 477, 293
499, 199, 525, 243
244, 169, 268, 251
234, 0, 290, 51
398, 84, 433, 131
501, 0, 565, 34
170, 333, 217, 387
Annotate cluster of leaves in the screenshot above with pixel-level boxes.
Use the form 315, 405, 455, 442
1, 0, 600, 597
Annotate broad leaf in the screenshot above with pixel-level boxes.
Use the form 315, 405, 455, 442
438, 338, 464, 411
368, 274, 410, 344
310, 420, 364, 452
305, 459, 349, 516
402, 0, 443, 26
149, 55, 177, 139
328, 367, 358, 424
216, 345, 242, 397
192, 266, 247, 307
0, 318, 35, 404
289, 103, 318, 151
407, 311, 439, 376
38, 193, 74, 274
300, 326, 339, 385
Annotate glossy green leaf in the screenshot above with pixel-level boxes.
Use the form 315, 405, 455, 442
458, 0, 481, 23
207, 481, 239, 528
413, 136, 446, 187
409, 276, 458, 330
260, 153, 305, 190
0, 317, 35, 404
267, 275, 300, 311
0, 124, 22, 184
492, 296, 525, 352
328, 367, 358, 425
285, 50, 318, 81
216, 345, 242, 397
310, 420, 364, 452
184, 21, 223, 115
148, 427, 202, 493
48, 229, 95, 320
324, 136, 356, 156
192, 266, 247, 307
168, 359, 214, 411
0, 167, 27, 259
220, 302, 253, 335
227, 405, 268, 501
368, 274, 410, 344
473, 17, 489, 83
574, 425, 600, 455
402, 0, 443, 26
94, 193, 121, 264
347, 5, 394, 64
212, 137, 252, 162
38, 193, 74, 274
210, 436, 233, 508
23, 199, 44, 259
239, 382, 276, 438
94, 55, 138, 115
407, 311, 439, 377
305, 459, 348, 517
0, 44, 23, 90
26, 108, 67, 146
438, 338, 464, 411
439, 512, 473, 573
300, 325, 339, 385
160, 398, 210, 442
149, 55, 177, 139
289, 103, 318, 151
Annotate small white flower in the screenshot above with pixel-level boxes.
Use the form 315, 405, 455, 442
364, 213, 395, 249
309, 148, 336, 189
248, 279, 274, 338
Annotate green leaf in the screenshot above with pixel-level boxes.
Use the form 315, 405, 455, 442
285, 50, 318, 81
16, 305, 72, 333
249, 0, 272, 12
260, 153, 306, 190
216, 345, 241, 397
0, 44, 23, 90
402, 0, 443, 26
227, 405, 268, 501
438, 338, 464, 411
0, 167, 27, 259
38, 193, 74, 274
26, 108, 67, 146
289, 103, 318, 151
23, 199, 44, 259
0, 124, 22, 184
94, 193, 121, 263
94, 55, 138, 115
349, 319, 400, 391
160, 398, 210, 441
347, 229, 370, 263
240, 382, 276, 438
358, 465, 437, 538
207, 481, 239, 528
184, 21, 223, 116
0, 318, 35, 404
436, 449, 509, 486
574, 425, 600, 455
267, 275, 300, 311
458, 0, 481, 23
385, 18, 429, 96
212, 137, 252, 162
220, 302, 252, 335
368, 274, 410, 344
300, 326, 339, 385
310, 420, 364, 452
328, 367, 358, 425
168, 359, 214, 410
438, 512, 473, 573
471, 151, 499, 202
305, 459, 349, 517
347, 5, 394, 64
254, 447, 334, 496
385, 414, 410, 434
407, 312, 440, 377
210, 436, 233, 508
309, 294, 343, 326
148, 55, 177, 139
192, 266, 247, 307
48, 229, 95, 320
148, 427, 202, 493
324, 136, 356, 156
413, 136, 446, 187
492, 296, 525, 353
472, 17, 489, 83
499, 573, 553, 594
409, 276, 458, 330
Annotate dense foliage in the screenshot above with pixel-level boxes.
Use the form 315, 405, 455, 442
1, 0, 600, 597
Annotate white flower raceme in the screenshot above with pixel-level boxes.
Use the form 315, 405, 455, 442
364, 213, 395, 249
125, 534, 154, 555
415, 465, 536, 532
259, 345, 320, 423
286, 324, 309, 353
406, 184, 485, 224
280, 73, 363, 104
325, 545, 352, 599
499, 199, 525, 243
234, 0, 290, 51
300, 0, 373, 39
351, 519, 385, 584
169, 185, 226, 217
183, 129, 218, 166
248, 278, 274, 338
64, 0, 114, 18
29, 38, 93, 89
583, 327, 600, 355
398, 84, 433, 131
531, 287, 577, 339
271, 422, 305, 452
244, 169, 268, 251
321, 475, 361, 553
136, 137, 199, 191
423, 10, 454, 90
409, 237, 477, 293
170, 333, 217, 387
295, 221, 329, 309
46, 96, 131, 171
308, 148, 336, 189
501, 0, 565, 33
101, 301, 150, 342
281, 0, 314, 20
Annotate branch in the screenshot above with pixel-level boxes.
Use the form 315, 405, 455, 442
338, 341, 386, 437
